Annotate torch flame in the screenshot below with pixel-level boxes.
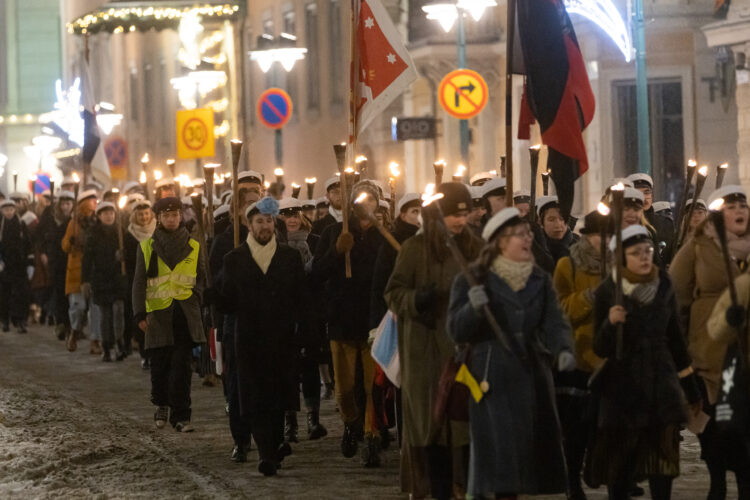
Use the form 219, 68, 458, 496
611, 182, 625, 192
292, 182, 300, 188
166, 159, 175, 166
204, 163, 221, 169
355, 155, 367, 164
688, 159, 697, 167
709, 198, 725, 211
597, 202, 611, 216
305, 177, 317, 184
455, 164, 466, 176
230, 139, 242, 145
530, 144, 542, 151
489, 170, 498, 176
434, 159, 446, 166
111, 187, 119, 193
141, 153, 149, 164
274, 167, 284, 176
354, 192, 368, 204
264, 181, 271, 189
118, 195, 127, 209
389, 162, 400, 178
153, 170, 163, 181
698, 166, 709, 177
720, 163, 729, 170
139, 171, 147, 183
72, 172, 80, 183
344, 167, 355, 174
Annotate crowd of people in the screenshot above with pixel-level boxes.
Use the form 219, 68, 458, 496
1, 164, 750, 500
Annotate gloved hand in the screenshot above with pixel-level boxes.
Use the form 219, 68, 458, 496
26, 265, 34, 280
468, 285, 489, 311
414, 283, 438, 315
80, 282, 92, 299
726, 305, 746, 328
557, 351, 576, 372
335, 231, 355, 254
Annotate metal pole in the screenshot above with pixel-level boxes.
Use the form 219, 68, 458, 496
633, 0, 651, 175
505, 0, 516, 207
457, 9, 470, 168
275, 129, 283, 166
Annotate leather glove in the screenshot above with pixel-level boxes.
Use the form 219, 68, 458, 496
726, 305, 746, 328
414, 283, 438, 315
80, 282, 92, 299
335, 231, 355, 254
680, 372, 702, 405
468, 285, 489, 311
557, 351, 576, 372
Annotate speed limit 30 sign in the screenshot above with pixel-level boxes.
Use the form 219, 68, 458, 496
176, 108, 215, 159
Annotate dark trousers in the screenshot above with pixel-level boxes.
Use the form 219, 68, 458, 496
223, 314, 252, 448
0, 276, 30, 325
556, 370, 592, 492
300, 352, 322, 409
149, 307, 193, 426
250, 410, 284, 463
53, 275, 70, 327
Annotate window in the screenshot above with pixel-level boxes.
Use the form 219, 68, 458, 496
305, 3, 320, 110
612, 79, 685, 204
283, 8, 296, 35
129, 66, 139, 121
328, 0, 343, 106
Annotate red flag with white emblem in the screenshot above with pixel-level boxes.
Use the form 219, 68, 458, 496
351, 0, 417, 135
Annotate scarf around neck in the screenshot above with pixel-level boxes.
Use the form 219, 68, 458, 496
619, 266, 659, 305
128, 212, 156, 242
569, 236, 604, 275
152, 226, 191, 269
246, 232, 277, 274
491, 255, 534, 292
329, 206, 343, 223
703, 221, 750, 265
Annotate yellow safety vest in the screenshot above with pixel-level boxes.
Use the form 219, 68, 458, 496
141, 237, 200, 313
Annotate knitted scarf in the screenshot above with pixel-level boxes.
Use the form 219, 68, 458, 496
246, 232, 277, 274
128, 212, 156, 242
328, 206, 343, 223
491, 255, 534, 292
152, 226, 191, 269
620, 266, 659, 305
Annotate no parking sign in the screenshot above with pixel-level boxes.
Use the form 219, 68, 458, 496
257, 88, 293, 129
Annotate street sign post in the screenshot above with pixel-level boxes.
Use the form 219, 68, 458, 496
257, 88, 293, 129
438, 69, 489, 120
176, 108, 215, 160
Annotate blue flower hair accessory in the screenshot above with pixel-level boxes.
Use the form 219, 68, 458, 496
245, 196, 280, 219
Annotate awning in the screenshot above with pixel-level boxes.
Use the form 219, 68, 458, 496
67, 1, 241, 36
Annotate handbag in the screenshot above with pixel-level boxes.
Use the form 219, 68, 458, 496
433, 347, 471, 423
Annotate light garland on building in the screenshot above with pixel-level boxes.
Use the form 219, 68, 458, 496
564, 0, 632, 62
67, 4, 240, 35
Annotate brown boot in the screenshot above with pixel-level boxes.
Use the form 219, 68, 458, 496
66, 330, 80, 352
90, 340, 102, 355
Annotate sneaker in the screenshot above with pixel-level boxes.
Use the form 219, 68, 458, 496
341, 424, 358, 458
361, 434, 382, 468
154, 406, 169, 429
175, 421, 194, 433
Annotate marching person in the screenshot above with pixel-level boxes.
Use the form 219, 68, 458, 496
61, 189, 99, 352
311, 180, 386, 467
670, 185, 750, 499
38, 190, 75, 340
467, 187, 487, 238
82, 202, 127, 362
683, 199, 708, 239
132, 197, 206, 433
513, 190, 531, 219
446, 207, 574, 499
219, 197, 312, 476
385, 183, 483, 499
124, 198, 155, 369
628, 173, 675, 263
553, 210, 613, 499
0, 199, 33, 333
537, 195, 579, 266
588, 225, 701, 500
309, 176, 343, 253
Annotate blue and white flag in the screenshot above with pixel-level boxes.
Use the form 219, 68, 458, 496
371, 310, 400, 387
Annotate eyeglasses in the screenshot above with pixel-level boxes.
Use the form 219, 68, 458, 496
625, 246, 654, 259
509, 228, 533, 239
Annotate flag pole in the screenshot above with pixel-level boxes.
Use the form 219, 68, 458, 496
505, 0, 516, 208
349, 0, 361, 163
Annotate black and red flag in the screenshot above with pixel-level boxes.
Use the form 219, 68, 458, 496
516, 0, 595, 220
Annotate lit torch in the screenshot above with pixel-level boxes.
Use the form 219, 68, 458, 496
291, 182, 301, 199
452, 164, 466, 183
433, 159, 446, 186
716, 162, 728, 190
389, 162, 400, 216
305, 177, 317, 200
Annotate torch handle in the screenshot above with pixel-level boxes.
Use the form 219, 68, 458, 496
677, 175, 707, 250
204, 168, 215, 240
600, 227, 608, 280
529, 161, 539, 224
675, 167, 696, 244
333, 144, 351, 278
371, 215, 400, 252
116, 208, 126, 275
611, 190, 625, 360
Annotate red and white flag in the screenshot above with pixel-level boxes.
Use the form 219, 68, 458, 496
352, 0, 417, 135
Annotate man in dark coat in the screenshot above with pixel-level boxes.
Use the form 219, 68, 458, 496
38, 191, 74, 340
132, 197, 206, 433
311, 180, 386, 467
0, 199, 33, 333
220, 197, 311, 476
537, 195, 580, 266
308, 176, 343, 254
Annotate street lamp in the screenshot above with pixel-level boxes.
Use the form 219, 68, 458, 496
249, 33, 307, 168
423, 0, 496, 168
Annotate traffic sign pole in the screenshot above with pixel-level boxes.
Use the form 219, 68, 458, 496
275, 129, 283, 167
457, 11, 470, 172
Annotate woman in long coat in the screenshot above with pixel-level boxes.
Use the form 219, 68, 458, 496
589, 225, 700, 500
0, 200, 32, 333
385, 183, 482, 499
670, 185, 750, 498
447, 207, 574, 499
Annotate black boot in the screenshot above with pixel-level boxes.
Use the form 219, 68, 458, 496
284, 411, 299, 443
2, 322, 9, 332
361, 433, 381, 467
230, 444, 247, 463
341, 423, 358, 458
16, 322, 27, 334
307, 410, 328, 440
102, 343, 112, 362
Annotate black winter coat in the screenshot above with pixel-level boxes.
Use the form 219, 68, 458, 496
308, 213, 336, 255
82, 223, 125, 305
0, 215, 32, 280
220, 243, 311, 415
310, 216, 385, 341
593, 270, 692, 429
645, 207, 675, 264
37, 209, 69, 283
369, 218, 419, 328
543, 228, 579, 267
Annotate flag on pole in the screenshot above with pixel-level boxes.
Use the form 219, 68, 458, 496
516, 0, 595, 219
352, 0, 417, 136
80, 56, 101, 166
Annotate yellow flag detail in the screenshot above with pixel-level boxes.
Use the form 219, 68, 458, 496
455, 363, 484, 403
